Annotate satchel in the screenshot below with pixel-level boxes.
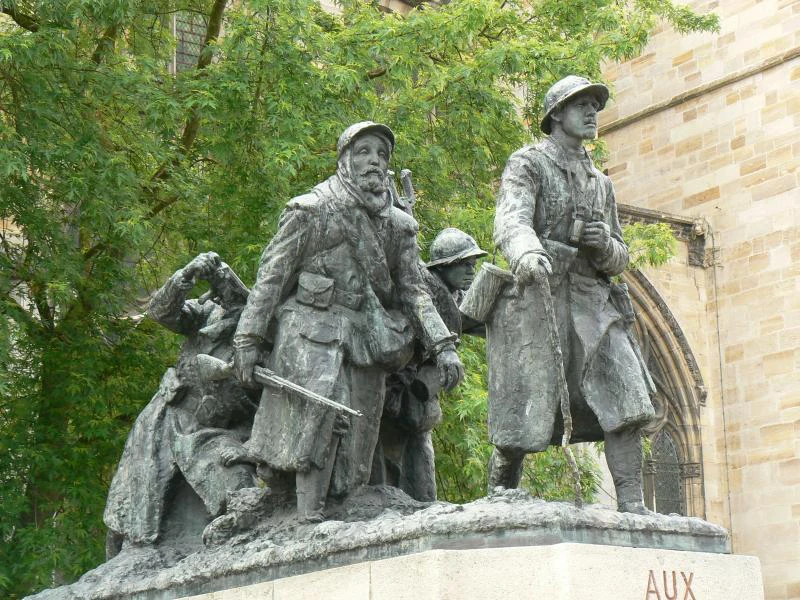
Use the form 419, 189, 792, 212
399, 364, 443, 432
361, 286, 414, 372
296, 272, 335, 309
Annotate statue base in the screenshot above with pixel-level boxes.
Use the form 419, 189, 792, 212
27, 488, 757, 600
183, 543, 764, 600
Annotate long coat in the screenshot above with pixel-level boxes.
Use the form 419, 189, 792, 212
491, 138, 655, 452
235, 174, 453, 496
104, 274, 256, 544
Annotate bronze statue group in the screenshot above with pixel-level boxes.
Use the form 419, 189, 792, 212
104, 76, 656, 556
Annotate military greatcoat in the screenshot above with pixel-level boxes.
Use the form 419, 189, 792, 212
492, 137, 655, 452
104, 273, 256, 545
236, 174, 453, 497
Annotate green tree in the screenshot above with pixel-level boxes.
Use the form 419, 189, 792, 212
0, 0, 716, 595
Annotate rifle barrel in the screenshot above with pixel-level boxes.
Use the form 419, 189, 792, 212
253, 367, 363, 417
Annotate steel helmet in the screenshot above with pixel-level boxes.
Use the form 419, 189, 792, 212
540, 75, 609, 135
336, 121, 395, 155
426, 228, 488, 268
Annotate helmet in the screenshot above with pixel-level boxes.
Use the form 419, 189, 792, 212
336, 121, 395, 155
426, 228, 488, 268
540, 75, 609, 135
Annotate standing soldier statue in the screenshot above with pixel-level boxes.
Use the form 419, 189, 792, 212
232, 122, 464, 521
375, 228, 487, 501
489, 76, 656, 514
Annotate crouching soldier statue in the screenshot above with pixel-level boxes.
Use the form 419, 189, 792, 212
490, 76, 656, 514
374, 227, 487, 501
104, 252, 258, 557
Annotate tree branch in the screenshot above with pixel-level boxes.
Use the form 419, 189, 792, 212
3, 294, 42, 334
84, 1, 230, 261
179, 0, 227, 151
147, 0, 228, 217
91, 23, 119, 65
1, 2, 39, 32
28, 283, 54, 331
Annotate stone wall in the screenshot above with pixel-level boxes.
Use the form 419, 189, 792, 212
600, 1, 800, 598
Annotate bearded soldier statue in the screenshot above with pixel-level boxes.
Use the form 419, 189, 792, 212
231, 122, 464, 521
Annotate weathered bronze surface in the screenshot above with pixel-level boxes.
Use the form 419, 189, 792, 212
489, 76, 656, 513
231, 122, 464, 520
373, 227, 487, 501
103, 253, 258, 556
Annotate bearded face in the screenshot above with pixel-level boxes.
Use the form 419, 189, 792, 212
350, 133, 391, 194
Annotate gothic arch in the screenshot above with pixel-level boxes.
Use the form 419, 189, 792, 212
622, 269, 707, 518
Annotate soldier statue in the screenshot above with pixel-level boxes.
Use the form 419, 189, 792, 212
232, 122, 464, 521
104, 252, 258, 556
374, 228, 487, 501
425, 228, 488, 338
490, 76, 656, 514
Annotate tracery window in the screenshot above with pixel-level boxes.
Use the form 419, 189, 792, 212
623, 269, 707, 519
644, 429, 683, 515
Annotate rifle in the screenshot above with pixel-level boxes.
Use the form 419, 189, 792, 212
194, 353, 363, 418
388, 169, 417, 217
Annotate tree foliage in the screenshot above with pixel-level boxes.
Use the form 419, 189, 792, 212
0, 0, 716, 595
623, 222, 679, 270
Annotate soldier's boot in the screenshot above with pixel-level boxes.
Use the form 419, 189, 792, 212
295, 436, 340, 523
488, 447, 525, 491
605, 427, 652, 515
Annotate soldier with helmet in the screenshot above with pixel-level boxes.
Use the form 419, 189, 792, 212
426, 227, 489, 334
491, 76, 656, 513
374, 228, 487, 501
232, 122, 464, 520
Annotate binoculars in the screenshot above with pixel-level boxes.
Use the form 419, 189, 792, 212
568, 207, 605, 246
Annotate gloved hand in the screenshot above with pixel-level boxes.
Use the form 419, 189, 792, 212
233, 343, 261, 389
581, 221, 611, 252
180, 252, 221, 288
436, 347, 464, 391
514, 252, 552, 287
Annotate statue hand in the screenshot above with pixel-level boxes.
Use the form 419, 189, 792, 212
436, 347, 464, 391
581, 221, 611, 251
182, 252, 221, 283
515, 252, 552, 287
233, 344, 261, 389
333, 413, 350, 436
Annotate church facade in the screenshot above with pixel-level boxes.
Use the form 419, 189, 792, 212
600, 1, 799, 598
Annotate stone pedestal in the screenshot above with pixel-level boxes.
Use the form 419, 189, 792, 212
27, 490, 759, 600
183, 543, 764, 600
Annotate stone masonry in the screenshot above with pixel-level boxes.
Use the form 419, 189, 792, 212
600, 1, 800, 598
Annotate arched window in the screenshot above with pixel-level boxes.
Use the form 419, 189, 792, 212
644, 430, 683, 515
623, 270, 707, 518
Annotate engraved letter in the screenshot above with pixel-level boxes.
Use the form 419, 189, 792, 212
663, 571, 678, 600
681, 572, 696, 600
645, 570, 662, 600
